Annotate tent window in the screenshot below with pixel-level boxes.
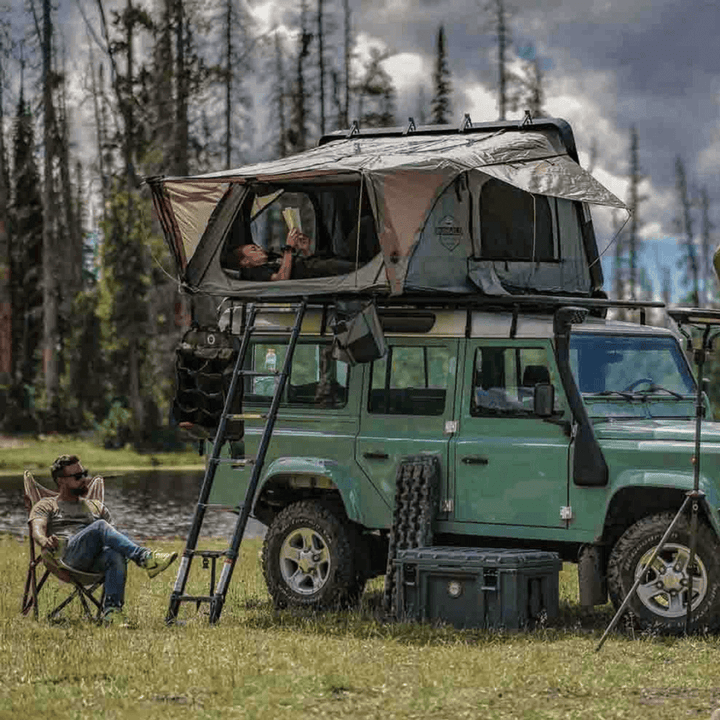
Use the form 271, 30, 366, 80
220, 183, 379, 281
478, 180, 555, 261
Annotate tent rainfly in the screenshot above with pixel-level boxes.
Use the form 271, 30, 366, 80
148, 119, 625, 301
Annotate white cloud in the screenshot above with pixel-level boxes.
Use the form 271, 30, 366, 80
461, 84, 498, 125
383, 53, 428, 94
248, 0, 277, 32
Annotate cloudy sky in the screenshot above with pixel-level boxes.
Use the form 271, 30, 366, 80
287, 0, 720, 300
12, 0, 720, 299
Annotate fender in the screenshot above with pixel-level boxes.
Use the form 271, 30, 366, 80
257, 456, 369, 525
609, 469, 720, 539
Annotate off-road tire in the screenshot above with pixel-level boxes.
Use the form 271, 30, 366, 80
262, 500, 363, 610
607, 512, 720, 634
382, 455, 440, 616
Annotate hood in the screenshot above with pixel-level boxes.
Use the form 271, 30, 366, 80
595, 418, 720, 445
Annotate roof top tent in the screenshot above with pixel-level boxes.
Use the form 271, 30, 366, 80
147, 117, 625, 304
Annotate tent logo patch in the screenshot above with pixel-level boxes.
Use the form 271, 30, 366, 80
436, 215, 462, 251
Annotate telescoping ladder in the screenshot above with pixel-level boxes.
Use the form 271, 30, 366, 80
166, 298, 308, 624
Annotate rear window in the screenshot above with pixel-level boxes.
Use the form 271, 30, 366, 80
368, 345, 451, 416
244, 342, 349, 409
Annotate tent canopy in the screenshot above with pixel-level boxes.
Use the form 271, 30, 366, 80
149, 119, 623, 300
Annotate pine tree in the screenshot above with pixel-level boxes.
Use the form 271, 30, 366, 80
41, 0, 61, 413
10, 92, 44, 397
699, 188, 716, 302
430, 25, 452, 125
487, 0, 510, 120
509, 54, 545, 118
675, 156, 699, 306
288, 0, 313, 153
626, 126, 646, 301
0, 16, 10, 389
272, 30, 288, 158
317, 0, 326, 135
341, 0, 351, 129
356, 47, 396, 128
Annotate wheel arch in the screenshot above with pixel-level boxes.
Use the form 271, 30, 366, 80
602, 478, 720, 556
253, 457, 364, 527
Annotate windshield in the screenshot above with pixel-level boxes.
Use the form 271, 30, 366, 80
569, 333, 695, 396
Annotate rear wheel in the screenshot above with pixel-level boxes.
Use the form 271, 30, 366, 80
262, 500, 364, 609
607, 512, 720, 633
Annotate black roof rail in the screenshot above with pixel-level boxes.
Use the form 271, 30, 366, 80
215, 292, 663, 315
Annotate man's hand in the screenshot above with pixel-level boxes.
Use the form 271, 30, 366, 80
41, 534, 60, 551
31, 518, 59, 551
287, 228, 312, 257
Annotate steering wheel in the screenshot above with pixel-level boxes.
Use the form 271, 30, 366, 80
623, 377, 653, 392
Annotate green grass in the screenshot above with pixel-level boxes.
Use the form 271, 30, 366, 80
3, 534, 720, 720
0, 435, 204, 476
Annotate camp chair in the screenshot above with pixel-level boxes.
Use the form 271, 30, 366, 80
21, 471, 106, 621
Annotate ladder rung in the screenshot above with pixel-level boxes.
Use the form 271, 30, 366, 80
240, 370, 281, 377
197, 502, 237, 511
225, 413, 267, 420
177, 595, 214, 603
190, 550, 226, 558
211, 457, 255, 465
231, 459, 255, 468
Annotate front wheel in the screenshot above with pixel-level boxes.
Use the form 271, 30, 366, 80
607, 512, 720, 633
262, 500, 364, 609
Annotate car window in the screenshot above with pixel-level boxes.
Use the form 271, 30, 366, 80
470, 346, 560, 417
245, 342, 349, 408
368, 345, 451, 416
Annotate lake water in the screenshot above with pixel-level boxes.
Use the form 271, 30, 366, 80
0, 469, 266, 541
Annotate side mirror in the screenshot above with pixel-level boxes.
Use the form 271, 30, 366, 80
534, 383, 555, 417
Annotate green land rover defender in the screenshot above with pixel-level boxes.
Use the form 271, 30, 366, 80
149, 118, 720, 631
198, 301, 720, 633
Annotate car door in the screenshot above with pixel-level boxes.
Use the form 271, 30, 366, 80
451, 340, 571, 529
356, 339, 460, 519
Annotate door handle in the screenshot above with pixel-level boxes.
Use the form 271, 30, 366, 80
462, 456, 489, 465
363, 451, 389, 460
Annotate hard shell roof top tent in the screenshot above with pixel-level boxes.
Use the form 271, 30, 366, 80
147, 117, 625, 303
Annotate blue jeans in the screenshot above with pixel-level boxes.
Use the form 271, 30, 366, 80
62, 520, 148, 610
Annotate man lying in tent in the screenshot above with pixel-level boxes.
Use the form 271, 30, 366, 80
232, 228, 357, 282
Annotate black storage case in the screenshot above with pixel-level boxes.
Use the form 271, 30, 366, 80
394, 547, 562, 630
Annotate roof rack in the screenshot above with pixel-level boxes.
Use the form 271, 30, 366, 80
215, 292, 664, 325
318, 117, 580, 163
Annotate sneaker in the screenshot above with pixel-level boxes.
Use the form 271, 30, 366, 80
101, 607, 131, 627
142, 550, 178, 579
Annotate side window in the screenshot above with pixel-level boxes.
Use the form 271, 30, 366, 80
369, 346, 451, 416
471, 346, 559, 417
246, 343, 349, 408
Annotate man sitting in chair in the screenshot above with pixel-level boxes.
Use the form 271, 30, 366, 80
29, 454, 177, 624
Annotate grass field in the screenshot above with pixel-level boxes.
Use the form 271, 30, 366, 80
2, 533, 720, 719
0, 434, 204, 476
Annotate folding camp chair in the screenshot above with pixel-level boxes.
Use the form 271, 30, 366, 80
21, 471, 106, 621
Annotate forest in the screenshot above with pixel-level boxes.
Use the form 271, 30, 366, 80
0, 0, 717, 447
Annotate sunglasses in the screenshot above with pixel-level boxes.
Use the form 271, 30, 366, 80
64, 470, 89, 481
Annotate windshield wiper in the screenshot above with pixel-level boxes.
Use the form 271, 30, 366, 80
590, 390, 636, 400
636, 384, 685, 400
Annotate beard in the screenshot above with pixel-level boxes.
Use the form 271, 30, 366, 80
70, 485, 88, 497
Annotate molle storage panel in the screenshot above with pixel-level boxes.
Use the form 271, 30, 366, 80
395, 547, 562, 630
173, 326, 243, 439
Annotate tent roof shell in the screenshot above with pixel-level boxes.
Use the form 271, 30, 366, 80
148, 117, 623, 300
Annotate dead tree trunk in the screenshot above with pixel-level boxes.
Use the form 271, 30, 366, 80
41, 0, 60, 412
